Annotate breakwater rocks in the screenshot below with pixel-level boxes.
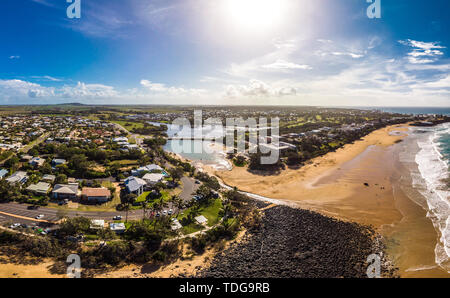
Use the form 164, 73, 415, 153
199, 205, 397, 278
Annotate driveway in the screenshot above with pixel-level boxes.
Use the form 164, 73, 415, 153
179, 176, 199, 203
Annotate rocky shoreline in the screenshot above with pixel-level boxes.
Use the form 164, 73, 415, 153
198, 204, 397, 278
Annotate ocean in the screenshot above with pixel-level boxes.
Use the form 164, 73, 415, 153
354, 107, 450, 116
407, 122, 450, 271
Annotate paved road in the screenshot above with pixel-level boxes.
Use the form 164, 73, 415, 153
0, 202, 143, 224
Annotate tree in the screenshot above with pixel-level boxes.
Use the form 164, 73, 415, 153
168, 167, 183, 184
174, 196, 184, 217
120, 192, 137, 223
55, 174, 68, 184
0, 180, 19, 202
286, 151, 303, 166
4, 155, 19, 170
58, 217, 91, 237
233, 155, 246, 167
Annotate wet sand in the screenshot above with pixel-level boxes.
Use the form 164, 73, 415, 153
214, 124, 450, 277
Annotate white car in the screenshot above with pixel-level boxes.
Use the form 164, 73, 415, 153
9, 223, 21, 229
168, 209, 173, 215
162, 210, 167, 215
35, 214, 44, 219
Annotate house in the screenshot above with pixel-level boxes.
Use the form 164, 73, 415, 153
0, 169, 8, 179
142, 173, 165, 185
195, 215, 208, 226
90, 219, 105, 230
110, 223, 126, 234
21, 155, 33, 162
29, 157, 45, 167
81, 188, 111, 203
42, 174, 56, 183
26, 182, 51, 196
113, 136, 128, 143
51, 159, 66, 167
171, 219, 182, 231
121, 144, 139, 151
131, 164, 163, 176
124, 176, 147, 196
67, 177, 77, 184
6, 171, 28, 185
52, 183, 79, 200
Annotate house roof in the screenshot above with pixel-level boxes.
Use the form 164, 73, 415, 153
125, 176, 147, 192
142, 173, 164, 183
6, 171, 28, 183
26, 182, 51, 193
110, 223, 126, 231
42, 174, 56, 181
140, 164, 163, 172
90, 219, 105, 229
53, 184, 78, 194
195, 215, 208, 224
0, 169, 8, 178
52, 159, 66, 164
81, 188, 111, 197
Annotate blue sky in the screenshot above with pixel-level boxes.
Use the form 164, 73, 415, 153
0, 0, 449, 106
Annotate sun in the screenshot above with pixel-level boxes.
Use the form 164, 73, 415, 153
222, 0, 287, 32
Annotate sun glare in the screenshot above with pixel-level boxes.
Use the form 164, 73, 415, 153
222, 0, 286, 32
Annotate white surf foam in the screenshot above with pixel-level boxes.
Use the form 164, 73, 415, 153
414, 123, 450, 272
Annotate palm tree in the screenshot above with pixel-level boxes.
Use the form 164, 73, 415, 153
174, 197, 184, 217
124, 203, 130, 223
221, 204, 232, 220
142, 201, 147, 221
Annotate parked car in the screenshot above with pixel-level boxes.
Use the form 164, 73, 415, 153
168, 209, 173, 215
35, 214, 44, 219
113, 215, 122, 220
9, 223, 21, 229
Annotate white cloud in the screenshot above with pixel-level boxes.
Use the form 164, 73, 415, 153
330, 52, 364, 59
140, 79, 206, 96
0, 79, 55, 100
9, 56, 20, 59
399, 39, 446, 64
225, 80, 296, 98
262, 59, 312, 70
61, 82, 119, 98
31, 75, 62, 82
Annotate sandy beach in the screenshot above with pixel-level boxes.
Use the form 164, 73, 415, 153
213, 124, 450, 277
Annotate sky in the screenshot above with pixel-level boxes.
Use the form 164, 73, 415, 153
0, 0, 449, 106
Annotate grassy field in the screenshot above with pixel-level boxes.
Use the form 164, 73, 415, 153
110, 120, 145, 131
176, 198, 223, 234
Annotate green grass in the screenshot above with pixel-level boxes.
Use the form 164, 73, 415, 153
180, 223, 204, 235
136, 191, 150, 203
176, 198, 223, 235
110, 120, 145, 131
199, 198, 223, 226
